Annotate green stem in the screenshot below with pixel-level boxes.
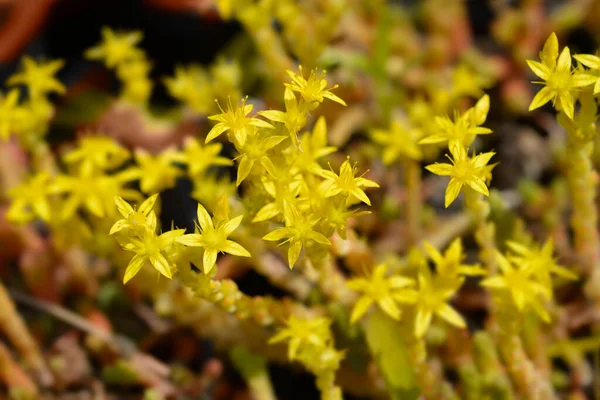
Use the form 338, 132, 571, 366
464, 188, 497, 273
405, 158, 422, 246
564, 135, 600, 301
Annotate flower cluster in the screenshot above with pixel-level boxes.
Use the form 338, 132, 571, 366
424, 95, 496, 207
482, 239, 577, 321
86, 27, 152, 105
0, 57, 64, 145
164, 58, 242, 115
527, 33, 597, 120
346, 238, 480, 338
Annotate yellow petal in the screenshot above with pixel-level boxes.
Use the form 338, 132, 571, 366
262, 228, 290, 241
236, 156, 254, 186
222, 240, 251, 257
287, 240, 303, 269
149, 253, 172, 279
205, 123, 228, 143
425, 163, 453, 176
556, 47, 572, 73
558, 92, 575, 119
445, 178, 463, 207
573, 54, 600, 70
176, 233, 203, 247
436, 304, 466, 329
139, 193, 159, 215
466, 177, 489, 196
109, 219, 128, 235
203, 250, 218, 274
528, 86, 554, 111
350, 296, 374, 324
540, 32, 559, 70
222, 215, 244, 236
526, 60, 551, 80
124, 255, 146, 284
114, 196, 134, 217
196, 203, 213, 230
377, 297, 401, 320
415, 308, 433, 337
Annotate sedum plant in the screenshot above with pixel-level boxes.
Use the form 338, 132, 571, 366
3, 2, 600, 399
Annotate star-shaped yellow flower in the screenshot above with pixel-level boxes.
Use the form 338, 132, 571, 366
425, 143, 495, 207
7, 57, 65, 99
176, 202, 250, 273
526, 32, 596, 119
346, 264, 417, 323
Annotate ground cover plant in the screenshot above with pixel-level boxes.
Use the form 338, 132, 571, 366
2, 0, 600, 399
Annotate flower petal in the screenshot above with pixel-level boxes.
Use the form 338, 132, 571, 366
123, 255, 146, 284
436, 304, 466, 329
529, 86, 554, 111
287, 240, 303, 269
377, 297, 401, 320
425, 163, 453, 176
222, 240, 251, 257
415, 308, 433, 337
222, 215, 244, 236
203, 250, 218, 274
526, 60, 551, 80
149, 253, 172, 279
110, 219, 128, 235
466, 177, 489, 196
350, 296, 374, 324
139, 193, 159, 215
445, 178, 463, 207
196, 203, 213, 230
263, 228, 290, 241
176, 234, 203, 247
205, 123, 229, 143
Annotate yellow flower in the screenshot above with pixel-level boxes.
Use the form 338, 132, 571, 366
285, 66, 347, 108
261, 88, 308, 148
423, 238, 485, 278
319, 197, 370, 240
573, 53, 600, 94
122, 228, 185, 283
6, 172, 53, 223
0, 89, 27, 141
176, 203, 250, 273
419, 95, 492, 148
371, 120, 423, 164
414, 269, 466, 337
85, 27, 143, 68
317, 158, 379, 206
346, 264, 416, 323
506, 239, 577, 290
117, 57, 153, 104
425, 143, 495, 207
129, 148, 183, 194
7, 57, 65, 99
110, 194, 159, 235
182, 137, 232, 178
234, 130, 286, 186
164, 65, 213, 114
52, 169, 138, 219
190, 174, 237, 212
481, 251, 551, 322
206, 98, 274, 147
262, 201, 330, 268
210, 57, 241, 100
526, 32, 596, 119
63, 136, 130, 174
269, 315, 332, 361
289, 116, 336, 173
252, 175, 303, 222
